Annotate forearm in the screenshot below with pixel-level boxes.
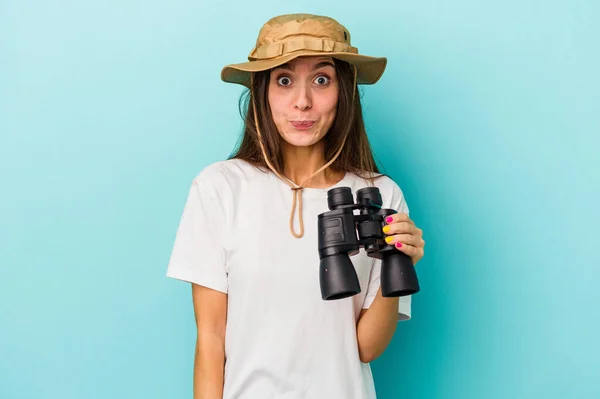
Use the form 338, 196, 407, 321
356, 286, 399, 363
194, 333, 226, 399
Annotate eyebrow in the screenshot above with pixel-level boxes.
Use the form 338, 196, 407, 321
275, 60, 335, 72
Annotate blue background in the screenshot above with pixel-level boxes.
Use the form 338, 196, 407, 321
1, 1, 598, 398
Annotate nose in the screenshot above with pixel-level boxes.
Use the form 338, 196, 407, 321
293, 85, 312, 111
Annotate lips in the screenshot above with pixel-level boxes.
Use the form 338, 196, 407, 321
290, 121, 315, 130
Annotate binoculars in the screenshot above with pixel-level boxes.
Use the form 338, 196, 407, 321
317, 186, 420, 300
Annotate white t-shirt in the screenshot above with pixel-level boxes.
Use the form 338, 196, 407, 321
166, 158, 412, 399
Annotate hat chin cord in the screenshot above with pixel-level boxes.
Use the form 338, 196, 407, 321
249, 65, 358, 238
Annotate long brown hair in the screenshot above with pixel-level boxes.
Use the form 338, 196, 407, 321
227, 58, 383, 182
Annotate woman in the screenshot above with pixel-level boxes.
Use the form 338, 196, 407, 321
167, 13, 426, 399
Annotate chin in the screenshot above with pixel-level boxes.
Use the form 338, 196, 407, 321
281, 130, 323, 147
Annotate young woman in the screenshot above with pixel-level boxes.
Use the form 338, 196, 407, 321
167, 13, 425, 399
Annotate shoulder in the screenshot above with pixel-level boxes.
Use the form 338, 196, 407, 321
190, 158, 272, 204
192, 158, 267, 191
349, 170, 404, 197
185, 159, 267, 221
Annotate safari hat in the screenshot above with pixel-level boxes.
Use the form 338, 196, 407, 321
221, 13, 387, 87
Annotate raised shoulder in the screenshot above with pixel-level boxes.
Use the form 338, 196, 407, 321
192, 158, 264, 192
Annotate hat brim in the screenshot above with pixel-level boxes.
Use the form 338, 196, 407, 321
221, 50, 387, 88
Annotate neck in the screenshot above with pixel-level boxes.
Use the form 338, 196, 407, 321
281, 141, 343, 188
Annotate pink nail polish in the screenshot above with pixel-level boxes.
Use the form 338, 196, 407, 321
386, 216, 393, 223
396, 242, 403, 248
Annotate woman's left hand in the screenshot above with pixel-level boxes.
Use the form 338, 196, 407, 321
382, 213, 425, 265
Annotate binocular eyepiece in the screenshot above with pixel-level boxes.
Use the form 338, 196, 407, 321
317, 186, 420, 300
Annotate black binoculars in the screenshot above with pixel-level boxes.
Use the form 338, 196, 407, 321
317, 186, 420, 300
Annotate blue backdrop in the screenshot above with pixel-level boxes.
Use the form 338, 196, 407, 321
1, 1, 598, 398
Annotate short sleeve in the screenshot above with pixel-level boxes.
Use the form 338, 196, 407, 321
361, 180, 412, 321
166, 179, 228, 293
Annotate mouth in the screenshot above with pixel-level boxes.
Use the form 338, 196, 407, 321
290, 121, 315, 130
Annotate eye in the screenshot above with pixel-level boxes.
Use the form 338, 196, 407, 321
277, 76, 292, 86
314, 75, 330, 85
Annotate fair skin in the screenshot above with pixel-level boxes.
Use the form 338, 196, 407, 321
192, 56, 425, 397
267, 56, 343, 187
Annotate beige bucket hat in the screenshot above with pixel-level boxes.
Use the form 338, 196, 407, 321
220, 13, 387, 238
221, 13, 387, 87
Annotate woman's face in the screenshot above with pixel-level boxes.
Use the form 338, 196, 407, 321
267, 56, 339, 148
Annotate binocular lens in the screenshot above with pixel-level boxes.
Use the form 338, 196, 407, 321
320, 254, 361, 300
356, 187, 383, 207
327, 187, 354, 210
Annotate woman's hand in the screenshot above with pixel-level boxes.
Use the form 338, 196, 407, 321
382, 213, 425, 265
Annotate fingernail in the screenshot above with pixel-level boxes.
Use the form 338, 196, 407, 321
385, 236, 394, 244
382, 225, 391, 233
396, 242, 403, 248
386, 216, 393, 223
